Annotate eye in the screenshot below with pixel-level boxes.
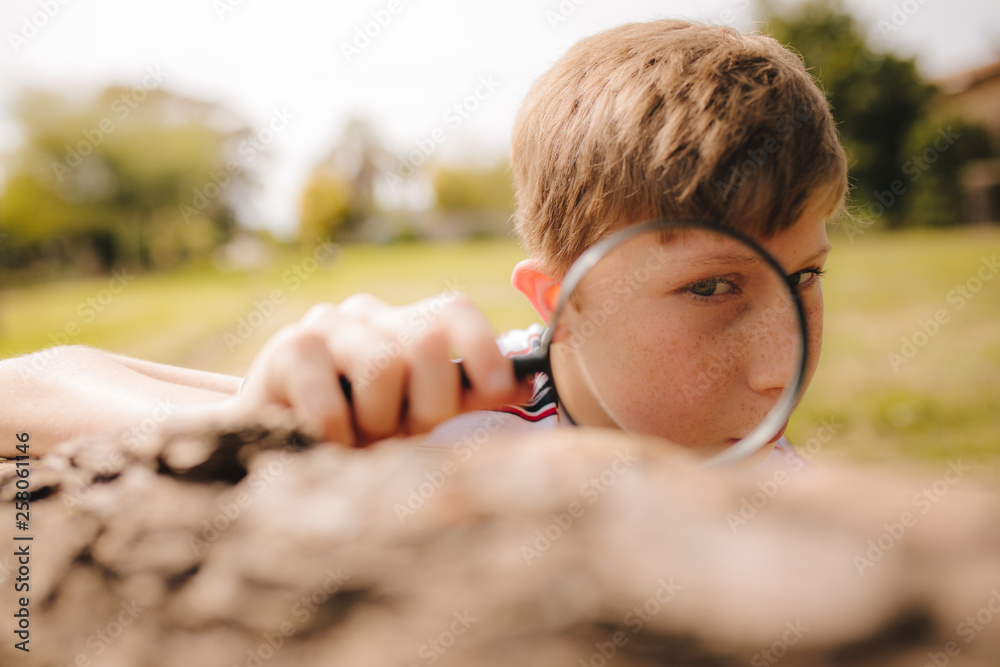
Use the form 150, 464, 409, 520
686, 278, 736, 297
788, 268, 825, 289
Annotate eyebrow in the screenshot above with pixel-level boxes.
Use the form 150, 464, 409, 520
798, 243, 833, 267
685, 250, 761, 267
664, 242, 834, 270
679, 243, 834, 281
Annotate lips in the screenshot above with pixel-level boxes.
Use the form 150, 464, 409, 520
726, 420, 788, 447
767, 421, 788, 445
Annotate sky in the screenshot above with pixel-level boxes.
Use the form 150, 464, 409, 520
1, 0, 998, 238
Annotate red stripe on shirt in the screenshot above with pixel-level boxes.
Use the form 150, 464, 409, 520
499, 405, 558, 422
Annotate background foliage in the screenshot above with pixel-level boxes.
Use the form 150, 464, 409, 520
761, 0, 996, 227
1, 87, 252, 277
1, 0, 995, 282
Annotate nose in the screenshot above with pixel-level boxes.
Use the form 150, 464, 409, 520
745, 300, 800, 400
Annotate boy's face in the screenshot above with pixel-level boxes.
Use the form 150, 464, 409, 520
543, 215, 829, 456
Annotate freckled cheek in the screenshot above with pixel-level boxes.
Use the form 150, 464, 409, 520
610, 314, 731, 411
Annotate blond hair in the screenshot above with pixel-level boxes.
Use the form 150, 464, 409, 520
511, 20, 848, 274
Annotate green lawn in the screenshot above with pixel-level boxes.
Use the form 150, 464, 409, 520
2, 227, 998, 470
789, 224, 1000, 472
0, 239, 537, 375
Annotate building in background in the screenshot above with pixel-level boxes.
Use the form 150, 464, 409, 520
936, 61, 1000, 223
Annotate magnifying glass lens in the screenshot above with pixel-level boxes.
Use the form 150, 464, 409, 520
545, 222, 805, 462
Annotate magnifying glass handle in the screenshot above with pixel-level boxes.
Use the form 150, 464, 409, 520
512, 351, 549, 379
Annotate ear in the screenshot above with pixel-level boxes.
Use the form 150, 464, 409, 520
511, 259, 561, 323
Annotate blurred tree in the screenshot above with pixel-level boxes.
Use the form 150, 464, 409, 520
901, 117, 994, 227
0, 85, 253, 274
759, 0, 939, 226
433, 161, 514, 214
417, 159, 517, 240
298, 168, 353, 243
298, 118, 395, 243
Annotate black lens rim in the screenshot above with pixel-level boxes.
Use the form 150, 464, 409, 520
535, 218, 810, 467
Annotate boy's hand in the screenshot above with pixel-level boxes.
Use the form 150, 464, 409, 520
232, 293, 533, 446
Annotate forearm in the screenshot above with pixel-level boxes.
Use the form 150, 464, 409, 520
0, 346, 238, 457
104, 351, 242, 395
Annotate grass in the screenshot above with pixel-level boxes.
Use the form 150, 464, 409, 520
2, 227, 998, 472
0, 238, 538, 375
788, 224, 1000, 474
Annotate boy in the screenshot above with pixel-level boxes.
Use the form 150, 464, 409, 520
0, 20, 846, 461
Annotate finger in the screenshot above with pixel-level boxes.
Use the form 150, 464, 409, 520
433, 295, 520, 408
283, 337, 356, 446
333, 326, 406, 443
248, 330, 355, 446
298, 297, 406, 443
406, 326, 462, 434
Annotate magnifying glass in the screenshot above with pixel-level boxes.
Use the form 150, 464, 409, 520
510, 219, 809, 468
